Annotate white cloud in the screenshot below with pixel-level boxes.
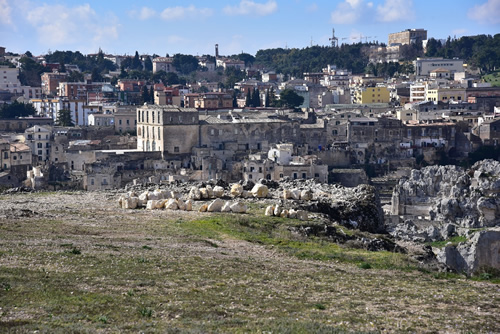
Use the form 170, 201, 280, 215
160, 5, 213, 21
25, 3, 120, 52
0, 0, 12, 26
130, 7, 157, 20
468, 0, 500, 24
376, 0, 414, 22
330, 0, 366, 24
223, 0, 277, 16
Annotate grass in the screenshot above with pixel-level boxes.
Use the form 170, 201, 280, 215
427, 235, 467, 248
483, 71, 500, 87
0, 191, 499, 333
177, 215, 416, 271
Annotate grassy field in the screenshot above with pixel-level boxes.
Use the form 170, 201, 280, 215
483, 71, 500, 87
0, 192, 499, 333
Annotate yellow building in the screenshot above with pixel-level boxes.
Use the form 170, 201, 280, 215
425, 87, 466, 102
353, 86, 390, 104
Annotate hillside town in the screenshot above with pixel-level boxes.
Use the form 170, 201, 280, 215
1, 29, 499, 195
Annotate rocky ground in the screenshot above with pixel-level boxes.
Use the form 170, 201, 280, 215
0, 188, 499, 332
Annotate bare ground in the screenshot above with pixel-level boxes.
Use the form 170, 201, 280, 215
0, 191, 499, 333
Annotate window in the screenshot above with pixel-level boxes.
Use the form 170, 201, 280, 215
37, 143, 42, 148
46, 143, 49, 148
248, 174, 253, 179
174, 147, 179, 153
250, 166, 255, 172
279, 173, 284, 178
3, 152, 7, 159
259, 167, 262, 173
91, 179, 94, 185
38, 150, 42, 155
126, 119, 129, 125
210, 129, 215, 135
119, 120, 122, 125
219, 129, 222, 135
13, 156, 17, 160
302, 173, 306, 179
293, 173, 297, 179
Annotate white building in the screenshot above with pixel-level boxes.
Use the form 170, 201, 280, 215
88, 113, 114, 127
24, 125, 51, 162
152, 57, 176, 73
31, 98, 86, 126
414, 58, 464, 77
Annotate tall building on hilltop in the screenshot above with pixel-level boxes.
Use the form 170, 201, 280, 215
388, 29, 427, 46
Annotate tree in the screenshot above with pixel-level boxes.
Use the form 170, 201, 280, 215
0, 101, 36, 119
149, 86, 154, 103
172, 54, 199, 75
132, 51, 142, 70
245, 89, 252, 107
252, 88, 261, 107
56, 109, 74, 126
67, 70, 84, 82
141, 85, 150, 104
144, 56, 153, 72
91, 68, 103, 82
279, 89, 304, 109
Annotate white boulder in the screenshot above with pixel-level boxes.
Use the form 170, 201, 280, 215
251, 184, 269, 198
207, 198, 224, 212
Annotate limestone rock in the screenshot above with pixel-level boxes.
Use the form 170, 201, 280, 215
288, 209, 297, 219
199, 204, 208, 212
200, 188, 209, 199
251, 184, 269, 198
230, 202, 247, 213
230, 184, 243, 197
300, 189, 313, 201
241, 190, 251, 198
146, 200, 160, 210
391, 160, 500, 228
185, 199, 193, 211
290, 189, 301, 200
207, 198, 223, 212
283, 189, 292, 200
280, 209, 289, 218
165, 198, 178, 210
206, 185, 214, 199
265, 206, 274, 216
123, 196, 139, 209
436, 227, 500, 275
188, 187, 201, 200
296, 210, 308, 220
273, 205, 282, 216
177, 199, 186, 211
213, 186, 225, 198
221, 201, 231, 212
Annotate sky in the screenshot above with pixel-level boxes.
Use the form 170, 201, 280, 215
0, 0, 499, 57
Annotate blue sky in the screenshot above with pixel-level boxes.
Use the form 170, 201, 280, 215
1, 0, 499, 57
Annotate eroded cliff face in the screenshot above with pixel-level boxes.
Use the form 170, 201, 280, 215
390, 159, 500, 274
391, 159, 500, 228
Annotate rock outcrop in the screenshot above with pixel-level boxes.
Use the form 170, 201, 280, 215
436, 228, 500, 275
391, 160, 500, 228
